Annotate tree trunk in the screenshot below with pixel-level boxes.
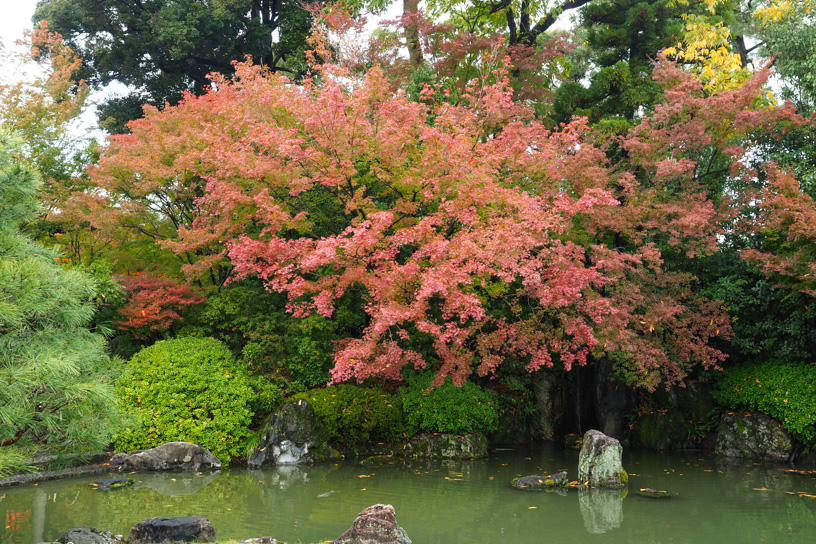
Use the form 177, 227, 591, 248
404, 0, 423, 66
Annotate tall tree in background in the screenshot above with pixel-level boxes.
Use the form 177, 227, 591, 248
33, 0, 317, 132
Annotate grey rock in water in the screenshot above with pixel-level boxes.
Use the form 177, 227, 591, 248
332, 504, 412, 544
111, 442, 221, 472
239, 538, 286, 544
512, 471, 570, 491
129, 516, 215, 544
715, 411, 792, 462
248, 400, 339, 467
404, 432, 487, 459
578, 430, 628, 488
56, 526, 122, 544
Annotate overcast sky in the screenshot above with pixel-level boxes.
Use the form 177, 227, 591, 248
0, 0, 37, 47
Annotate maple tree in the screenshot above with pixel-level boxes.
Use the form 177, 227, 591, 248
50, 2, 814, 394
86, 50, 761, 390
115, 274, 205, 339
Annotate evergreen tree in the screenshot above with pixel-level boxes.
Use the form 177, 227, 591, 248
0, 129, 121, 477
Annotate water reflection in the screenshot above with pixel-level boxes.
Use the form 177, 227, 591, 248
134, 471, 220, 496
3, 446, 816, 544
578, 488, 627, 534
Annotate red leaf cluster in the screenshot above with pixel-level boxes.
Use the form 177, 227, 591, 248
116, 275, 205, 337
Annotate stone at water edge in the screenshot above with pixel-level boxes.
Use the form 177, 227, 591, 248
56, 526, 123, 544
332, 504, 412, 544
248, 400, 338, 467
128, 516, 215, 544
578, 429, 628, 488
240, 538, 286, 544
110, 442, 221, 472
715, 411, 792, 462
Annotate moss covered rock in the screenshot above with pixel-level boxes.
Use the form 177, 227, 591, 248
715, 411, 792, 462
578, 430, 628, 488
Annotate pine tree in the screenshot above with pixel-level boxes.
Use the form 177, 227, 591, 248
0, 129, 121, 477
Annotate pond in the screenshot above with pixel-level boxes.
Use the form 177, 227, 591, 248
3, 443, 816, 543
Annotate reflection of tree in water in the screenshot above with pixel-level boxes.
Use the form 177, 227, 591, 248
579, 488, 626, 534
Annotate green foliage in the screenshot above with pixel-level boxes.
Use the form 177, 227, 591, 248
713, 361, 816, 446
191, 279, 365, 387
698, 251, 816, 364
114, 337, 254, 464
247, 374, 285, 426
291, 385, 405, 446
0, 130, 122, 476
399, 374, 500, 434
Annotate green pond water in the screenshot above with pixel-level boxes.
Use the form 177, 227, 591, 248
3, 443, 816, 543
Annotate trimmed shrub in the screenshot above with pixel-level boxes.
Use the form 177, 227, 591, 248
115, 337, 254, 464
713, 361, 816, 446
400, 375, 500, 434
291, 384, 405, 446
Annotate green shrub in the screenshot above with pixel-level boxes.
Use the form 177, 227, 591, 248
713, 361, 816, 446
400, 375, 500, 434
115, 337, 254, 464
247, 374, 285, 425
291, 384, 405, 446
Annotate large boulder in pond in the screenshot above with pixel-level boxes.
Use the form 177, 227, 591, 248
332, 504, 412, 544
110, 442, 221, 472
248, 400, 339, 467
56, 526, 122, 544
715, 411, 792, 462
128, 516, 215, 544
578, 430, 628, 488
404, 432, 487, 459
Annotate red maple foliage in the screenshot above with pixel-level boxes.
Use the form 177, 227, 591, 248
86, 17, 808, 390
116, 275, 205, 337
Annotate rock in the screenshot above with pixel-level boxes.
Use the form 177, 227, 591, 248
332, 504, 412, 544
593, 358, 634, 440
634, 488, 671, 498
632, 382, 719, 450
129, 516, 215, 544
404, 432, 487, 459
578, 430, 628, 488
111, 442, 221, 472
92, 477, 134, 491
56, 526, 122, 544
488, 409, 535, 445
631, 411, 689, 450
248, 400, 339, 468
239, 539, 286, 544
715, 411, 792, 462
532, 370, 565, 441
512, 472, 569, 491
